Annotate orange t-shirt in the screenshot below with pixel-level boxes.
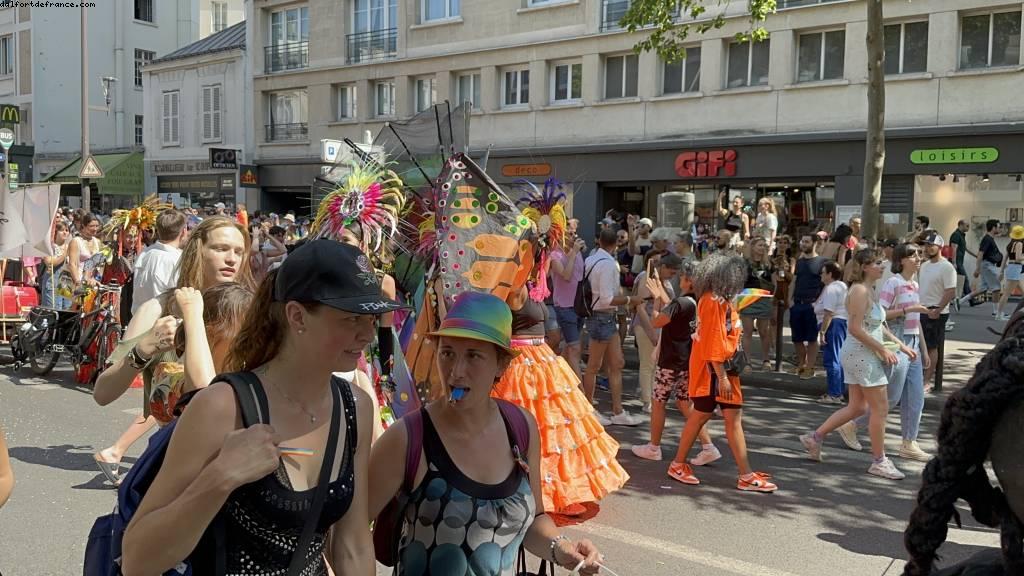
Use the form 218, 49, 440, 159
688, 294, 743, 404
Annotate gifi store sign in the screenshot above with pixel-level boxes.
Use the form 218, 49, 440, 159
910, 147, 999, 165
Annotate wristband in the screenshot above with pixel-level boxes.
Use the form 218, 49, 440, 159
127, 344, 152, 370
550, 535, 570, 564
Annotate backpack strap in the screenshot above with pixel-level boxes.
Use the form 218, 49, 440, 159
401, 409, 425, 492
210, 371, 270, 427
496, 399, 531, 463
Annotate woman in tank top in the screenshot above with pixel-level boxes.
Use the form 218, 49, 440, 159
121, 240, 401, 575
369, 292, 603, 576
66, 212, 104, 287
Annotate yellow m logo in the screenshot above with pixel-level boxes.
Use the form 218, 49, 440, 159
0, 105, 19, 124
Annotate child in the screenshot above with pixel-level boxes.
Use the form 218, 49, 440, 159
631, 260, 721, 465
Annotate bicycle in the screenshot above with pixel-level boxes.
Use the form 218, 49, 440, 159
11, 283, 123, 386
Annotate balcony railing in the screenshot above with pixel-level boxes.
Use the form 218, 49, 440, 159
265, 122, 308, 142
264, 41, 309, 73
778, 0, 844, 8
601, 0, 631, 31
346, 28, 398, 64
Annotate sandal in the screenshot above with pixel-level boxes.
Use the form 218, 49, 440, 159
94, 453, 121, 486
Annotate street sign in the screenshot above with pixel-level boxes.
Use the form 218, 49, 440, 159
321, 139, 343, 163
78, 155, 104, 179
209, 148, 238, 170
0, 128, 14, 150
8, 162, 17, 189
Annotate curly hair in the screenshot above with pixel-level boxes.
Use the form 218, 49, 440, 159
902, 300, 1024, 575
693, 252, 745, 300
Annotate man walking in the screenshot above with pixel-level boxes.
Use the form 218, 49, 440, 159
948, 219, 977, 308
959, 219, 1003, 315
131, 210, 186, 314
583, 228, 645, 427
918, 230, 957, 387
790, 234, 826, 379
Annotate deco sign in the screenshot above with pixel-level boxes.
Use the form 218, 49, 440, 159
675, 149, 738, 178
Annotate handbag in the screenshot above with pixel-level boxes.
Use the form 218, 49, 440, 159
517, 553, 554, 576
722, 305, 748, 375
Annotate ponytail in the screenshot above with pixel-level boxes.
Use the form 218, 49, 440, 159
225, 269, 287, 372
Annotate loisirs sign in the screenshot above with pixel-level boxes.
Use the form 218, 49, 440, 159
910, 147, 999, 165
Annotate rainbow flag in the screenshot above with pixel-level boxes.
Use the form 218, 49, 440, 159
733, 288, 774, 311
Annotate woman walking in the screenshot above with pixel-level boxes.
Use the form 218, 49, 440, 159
741, 236, 775, 371
633, 253, 682, 411
122, 240, 390, 575
995, 225, 1024, 321
799, 248, 913, 480
369, 291, 603, 575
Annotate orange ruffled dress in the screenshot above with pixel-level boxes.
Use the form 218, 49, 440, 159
491, 301, 629, 513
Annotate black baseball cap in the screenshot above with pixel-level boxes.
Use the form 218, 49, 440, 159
274, 239, 408, 315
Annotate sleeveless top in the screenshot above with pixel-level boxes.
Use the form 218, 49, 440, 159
511, 298, 545, 337
395, 409, 536, 576
222, 379, 358, 575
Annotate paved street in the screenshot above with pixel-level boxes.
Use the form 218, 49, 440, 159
0, 303, 1005, 576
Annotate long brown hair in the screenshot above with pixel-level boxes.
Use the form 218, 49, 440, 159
224, 268, 322, 371
174, 283, 254, 356
847, 248, 879, 284
176, 216, 254, 292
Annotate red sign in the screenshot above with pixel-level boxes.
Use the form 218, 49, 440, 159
501, 163, 552, 177
674, 149, 738, 178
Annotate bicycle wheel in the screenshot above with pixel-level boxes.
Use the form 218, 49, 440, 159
29, 346, 60, 376
93, 322, 122, 382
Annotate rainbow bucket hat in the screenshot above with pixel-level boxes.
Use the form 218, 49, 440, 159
428, 292, 514, 353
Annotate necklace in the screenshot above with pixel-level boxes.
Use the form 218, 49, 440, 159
257, 366, 321, 424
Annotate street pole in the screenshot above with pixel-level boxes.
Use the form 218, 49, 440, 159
81, 3, 91, 210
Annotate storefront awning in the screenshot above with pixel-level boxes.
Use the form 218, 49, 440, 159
43, 152, 144, 196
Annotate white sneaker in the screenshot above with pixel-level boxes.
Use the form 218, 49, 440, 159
799, 433, 823, 462
631, 443, 663, 461
945, 321, 955, 332
689, 445, 722, 466
610, 411, 642, 427
868, 458, 905, 480
997, 313, 1010, 322
595, 412, 612, 427
836, 421, 863, 451
898, 439, 931, 462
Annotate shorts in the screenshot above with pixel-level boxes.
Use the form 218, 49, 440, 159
692, 373, 743, 413
544, 304, 560, 333
920, 314, 948, 350
979, 261, 1001, 293
790, 302, 819, 344
653, 367, 689, 403
1006, 263, 1023, 282
740, 298, 773, 319
554, 306, 584, 345
586, 312, 617, 342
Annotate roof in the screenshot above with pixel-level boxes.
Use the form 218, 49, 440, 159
152, 20, 246, 64
43, 153, 145, 196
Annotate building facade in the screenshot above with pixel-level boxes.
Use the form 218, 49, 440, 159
0, 0, 244, 210
245, 0, 1024, 243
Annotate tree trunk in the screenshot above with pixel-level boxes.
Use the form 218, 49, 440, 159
861, 0, 885, 241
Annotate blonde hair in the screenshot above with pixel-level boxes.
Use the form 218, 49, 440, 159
176, 216, 254, 292
758, 197, 777, 215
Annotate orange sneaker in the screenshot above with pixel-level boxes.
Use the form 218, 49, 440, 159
738, 471, 777, 493
667, 461, 700, 485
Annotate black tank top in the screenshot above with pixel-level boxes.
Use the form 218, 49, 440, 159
511, 299, 545, 336
221, 380, 358, 575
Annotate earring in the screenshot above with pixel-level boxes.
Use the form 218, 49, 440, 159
297, 328, 306, 335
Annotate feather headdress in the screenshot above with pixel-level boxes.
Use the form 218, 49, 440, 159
311, 163, 407, 270
515, 178, 568, 302
103, 194, 174, 257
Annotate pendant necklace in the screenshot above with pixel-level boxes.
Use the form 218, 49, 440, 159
258, 366, 319, 424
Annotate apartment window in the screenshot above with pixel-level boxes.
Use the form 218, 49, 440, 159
336, 84, 357, 120
0, 36, 12, 77
415, 78, 436, 113
663, 47, 701, 94
134, 115, 144, 146
797, 30, 845, 82
551, 62, 583, 103
884, 21, 928, 75
605, 54, 638, 99
960, 11, 1022, 69
423, 0, 458, 21
202, 84, 223, 142
135, 0, 153, 22
502, 68, 530, 107
161, 91, 180, 146
268, 89, 309, 141
212, 1, 228, 33
134, 49, 155, 88
457, 73, 481, 110
727, 40, 770, 88
270, 6, 309, 46
354, 0, 397, 33
375, 81, 396, 117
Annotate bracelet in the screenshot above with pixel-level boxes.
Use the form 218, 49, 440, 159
550, 535, 570, 564
127, 344, 152, 371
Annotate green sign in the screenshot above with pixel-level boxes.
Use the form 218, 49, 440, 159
8, 162, 17, 190
910, 147, 999, 165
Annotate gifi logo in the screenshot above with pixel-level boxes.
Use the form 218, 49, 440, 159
675, 149, 738, 178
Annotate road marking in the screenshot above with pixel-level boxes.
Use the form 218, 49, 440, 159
570, 521, 802, 576
23, 383, 59, 391
122, 408, 143, 416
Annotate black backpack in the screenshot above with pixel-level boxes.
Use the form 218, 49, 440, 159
574, 257, 605, 318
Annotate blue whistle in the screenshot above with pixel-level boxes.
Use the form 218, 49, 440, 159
449, 388, 466, 401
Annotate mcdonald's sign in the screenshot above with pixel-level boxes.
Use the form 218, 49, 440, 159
0, 105, 20, 126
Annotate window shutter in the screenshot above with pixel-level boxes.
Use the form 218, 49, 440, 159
213, 85, 222, 140
162, 93, 170, 143
171, 92, 179, 144
202, 87, 211, 140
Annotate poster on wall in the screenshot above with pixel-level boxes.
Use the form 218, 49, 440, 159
834, 205, 861, 229
1007, 208, 1023, 223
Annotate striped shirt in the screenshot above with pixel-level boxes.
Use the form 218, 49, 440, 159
879, 275, 920, 335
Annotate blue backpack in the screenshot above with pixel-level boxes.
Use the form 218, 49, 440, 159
84, 373, 265, 576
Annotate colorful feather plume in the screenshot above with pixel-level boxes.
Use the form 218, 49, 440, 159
103, 194, 174, 257
311, 163, 407, 269
515, 178, 568, 302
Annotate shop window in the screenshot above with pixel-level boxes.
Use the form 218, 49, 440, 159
415, 77, 436, 113
884, 21, 928, 75
797, 30, 845, 82
423, 0, 458, 22
551, 61, 583, 103
335, 84, 357, 120
960, 10, 1022, 69
503, 68, 529, 108
726, 40, 770, 88
457, 72, 481, 110
663, 47, 701, 94
604, 54, 638, 99
134, 49, 154, 88
375, 81, 396, 117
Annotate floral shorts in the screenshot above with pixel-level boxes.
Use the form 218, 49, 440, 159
654, 367, 689, 403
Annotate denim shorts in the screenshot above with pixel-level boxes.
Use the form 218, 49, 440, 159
554, 306, 584, 344
586, 312, 618, 342
544, 304, 560, 333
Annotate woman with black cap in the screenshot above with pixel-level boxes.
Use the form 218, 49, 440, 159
121, 239, 402, 576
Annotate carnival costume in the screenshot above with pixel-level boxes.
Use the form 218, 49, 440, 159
491, 180, 629, 514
